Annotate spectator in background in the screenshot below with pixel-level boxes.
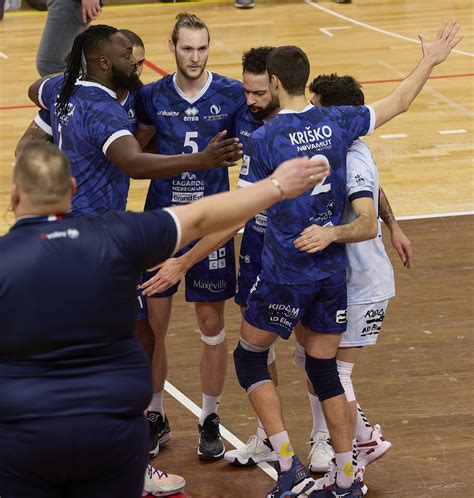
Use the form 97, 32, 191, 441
36, 0, 103, 76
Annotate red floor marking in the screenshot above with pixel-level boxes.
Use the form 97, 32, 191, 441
360, 73, 474, 84
144, 58, 169, 77
0, 71, 472, 111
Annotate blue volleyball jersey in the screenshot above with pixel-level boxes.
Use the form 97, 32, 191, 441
35, 88, 140, 136
137, 72, 246, 208
38, 76, 133, 215
239, 104, 375, 285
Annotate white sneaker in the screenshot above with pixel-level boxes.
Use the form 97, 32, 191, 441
142, 465, 186, 497
224, 434, 277, 466
356, 424, 392, 467
308, 432, 335, 473
313, 461, 368, 496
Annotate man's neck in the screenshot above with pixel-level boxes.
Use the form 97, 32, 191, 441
175, 70, 209, 99
84, 73, 117, 93
278, 94, 309, 113
15, 202, 71, 219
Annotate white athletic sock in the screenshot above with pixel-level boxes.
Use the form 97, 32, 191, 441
335, 449, 355, 488
148, 391, 164, 416
199, 394, 221, 425
309, 392, 328, 439
355, 404, 373, 441
256, 418, 268, 440
269, 431, 294, 472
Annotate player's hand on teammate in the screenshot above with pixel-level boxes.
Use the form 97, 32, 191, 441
81, 0, 103, 23
141, 258, 188, 295
294, 224, 335, 253
390, 224, 413, 269
270, 156, 330, 199
418, 20, 463, 65
202, 130, 243, 168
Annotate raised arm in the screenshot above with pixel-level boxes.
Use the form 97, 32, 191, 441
371, 20, 462, 129
379, 186, 413, 268
170, 156, 330, 251
294, 196, 377, 254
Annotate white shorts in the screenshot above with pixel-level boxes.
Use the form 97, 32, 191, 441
339, 300, 390, 347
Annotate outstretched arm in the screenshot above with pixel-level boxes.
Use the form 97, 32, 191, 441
294, 196, 378, 254
371, 20, 462, 128
170, 157, 330, 251
141, 226, 239, 296
379, 187, 413, 268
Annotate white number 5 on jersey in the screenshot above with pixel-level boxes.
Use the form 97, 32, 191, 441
310, 154, 331, 196
183, 131, 199, 153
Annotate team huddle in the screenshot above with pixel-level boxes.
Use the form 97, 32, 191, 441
16, 12, 462, 498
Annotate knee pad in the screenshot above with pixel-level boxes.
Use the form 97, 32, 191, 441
200, 328, 226, 346
234, 339, 272, 393
305, 354, 344, 402
293, 342, 306, 375
337, 360, 355, 402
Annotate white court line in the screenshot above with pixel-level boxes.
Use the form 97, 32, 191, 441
319, 26, 351, 37
438, 129, 468, 135
164, 380, 278, 480
397, 211, 473, 221
380, 133, 408, 139
304, 0, 474, 58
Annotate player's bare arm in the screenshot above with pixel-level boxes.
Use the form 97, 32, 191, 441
15, 120, 53, 157
142, 226, 239, 296
380, 186, 413, 269
106, 131, 242, 179
371, 20, 462, 129
294, 196, 377, 254
171, 156, 329, 251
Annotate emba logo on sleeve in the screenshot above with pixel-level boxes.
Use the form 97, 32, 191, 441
241, 155, 250, 175
336, 309, 347, 324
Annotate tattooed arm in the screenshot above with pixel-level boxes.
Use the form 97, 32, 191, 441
15, 120, 53, 158
380, 186, 413, 268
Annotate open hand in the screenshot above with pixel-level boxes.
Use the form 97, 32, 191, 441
418, 20, 463, 65
141, 258, 187, 296
203, 131, 243, 168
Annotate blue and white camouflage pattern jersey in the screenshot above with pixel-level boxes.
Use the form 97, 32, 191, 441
239, 103, 375, 285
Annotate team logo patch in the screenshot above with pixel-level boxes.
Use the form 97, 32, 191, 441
241, 155, 250, 175
210, 104, 221, 115
336, 309, 347, 324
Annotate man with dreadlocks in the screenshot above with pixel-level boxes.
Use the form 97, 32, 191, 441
28, 24, 242, 217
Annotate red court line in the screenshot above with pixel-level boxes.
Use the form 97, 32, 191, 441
144, 58, 169, 77
360, 73, 474, 84
1, 71, 472, 111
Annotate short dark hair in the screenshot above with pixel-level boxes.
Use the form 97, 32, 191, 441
266, 46, 310, 96
171, 12, 210, 45
14, 142, 72, 205
242, 46, 275, 75
309, 74, 365, 106
119, 29, 144, 49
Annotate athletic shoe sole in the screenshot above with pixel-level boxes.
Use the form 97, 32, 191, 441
197, 446, 225, 460
149, 432, 172, 458
224, 450, 278, 466
357, 440, 392, 467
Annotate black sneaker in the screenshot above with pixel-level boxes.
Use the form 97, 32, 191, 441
197, 413, 225, 460
147, 410, 171, 458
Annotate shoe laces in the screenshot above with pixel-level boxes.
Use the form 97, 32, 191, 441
147, 465, 168, 479
307, 436, 332, 457
244, 434, 261, 453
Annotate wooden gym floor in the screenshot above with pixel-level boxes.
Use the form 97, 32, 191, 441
0, 1, 473, 496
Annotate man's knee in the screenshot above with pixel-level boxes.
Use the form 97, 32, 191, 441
233, 339, 272, 392
305, 354, 344, 402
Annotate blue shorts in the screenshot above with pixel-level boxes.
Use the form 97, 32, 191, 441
0, 414, 148, 498
145, 239, 236, 302
136, 276, 147, 321
235, 225, 264, 308
244, 271, 348, 339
